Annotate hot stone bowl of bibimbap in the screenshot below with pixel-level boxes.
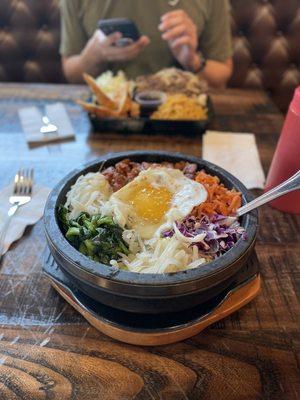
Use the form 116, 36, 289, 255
43, 151, 258, 314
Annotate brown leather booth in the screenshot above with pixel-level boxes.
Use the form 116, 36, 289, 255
0, 0, 299, 111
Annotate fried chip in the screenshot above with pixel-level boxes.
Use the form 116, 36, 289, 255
129, 101, 140, 118
117, 84, 132, 116
83, 73, 117, 109
80, 72, 140, 119
77, 100, 119, 118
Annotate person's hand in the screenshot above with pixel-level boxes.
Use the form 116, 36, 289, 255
159, 10, 200, 71
82, 30, 150, 66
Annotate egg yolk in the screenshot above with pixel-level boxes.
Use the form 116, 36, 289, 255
127, 183, 172, 223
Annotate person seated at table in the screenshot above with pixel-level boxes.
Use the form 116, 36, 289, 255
60, 0, 233, 88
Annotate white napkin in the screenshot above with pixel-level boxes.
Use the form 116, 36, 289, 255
202, 131, 265, 189
18, 102, 75, 144
0, 185, 51, 255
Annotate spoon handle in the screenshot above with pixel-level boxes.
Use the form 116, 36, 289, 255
237, 170, 300, 217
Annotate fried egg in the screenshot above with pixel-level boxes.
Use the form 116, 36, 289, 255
101, 168, 207, 239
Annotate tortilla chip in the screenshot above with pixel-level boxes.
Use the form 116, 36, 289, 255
83, 73, 117, 109
117, 85, 132, 116
77, 100, 119, 118
129, 101, 140, 118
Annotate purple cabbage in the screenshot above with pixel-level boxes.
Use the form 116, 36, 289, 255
162, 214, 247, 259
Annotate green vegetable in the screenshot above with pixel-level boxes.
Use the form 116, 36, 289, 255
66, 227, 80, 240
58, 205, 69, 232
58, 206, 129, 265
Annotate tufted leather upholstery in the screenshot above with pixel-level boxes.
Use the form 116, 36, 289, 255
229, 0, 300, 112
0, 0, 64, 83
0, 0, 299, 111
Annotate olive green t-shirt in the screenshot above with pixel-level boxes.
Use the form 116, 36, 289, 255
60, 0, 232, 78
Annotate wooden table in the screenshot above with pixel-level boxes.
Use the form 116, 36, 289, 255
0, 84, 299, 400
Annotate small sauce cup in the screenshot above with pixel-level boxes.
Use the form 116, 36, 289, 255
135, 91, 166, 117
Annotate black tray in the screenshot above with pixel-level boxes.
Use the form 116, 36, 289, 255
89, 95, 214, 136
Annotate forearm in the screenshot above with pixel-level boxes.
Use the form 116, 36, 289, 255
62, 54, 105, 84
201, 58, 233, 88
62, 37, 108, 83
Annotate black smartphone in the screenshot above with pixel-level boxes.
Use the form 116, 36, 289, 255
98, 18, 141, 46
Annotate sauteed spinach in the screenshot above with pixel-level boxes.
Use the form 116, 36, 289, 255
58, 206, 129, 264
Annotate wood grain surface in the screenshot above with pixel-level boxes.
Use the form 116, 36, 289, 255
0, 84, 299, 399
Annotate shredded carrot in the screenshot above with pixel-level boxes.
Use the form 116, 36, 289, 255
193, 170, 242, 216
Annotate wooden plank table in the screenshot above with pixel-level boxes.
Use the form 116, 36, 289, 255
0, 83, 299, 399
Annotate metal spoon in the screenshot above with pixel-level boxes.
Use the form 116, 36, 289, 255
40, 116, 58, 134
237, 170, 300, 217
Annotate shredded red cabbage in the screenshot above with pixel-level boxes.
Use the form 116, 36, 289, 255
162, 214, 247, 259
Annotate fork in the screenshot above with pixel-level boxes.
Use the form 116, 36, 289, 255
0, 169, 34, 258
40, 115, 58, 134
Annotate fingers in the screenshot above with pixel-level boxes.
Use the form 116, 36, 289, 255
122, 36, 150, 59
159, 16, 183, 32
159, 9, 197, 45
169, 35, 194, 50
122, 36, 150, 56
161, 24, 186, 41
103, 31, 122, 46
105, 35, 150, 62
161, 9, 186, 21
138, 35, 151, 47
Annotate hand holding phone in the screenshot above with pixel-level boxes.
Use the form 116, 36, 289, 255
98, 18, 141, 47
82, 28, 149, 67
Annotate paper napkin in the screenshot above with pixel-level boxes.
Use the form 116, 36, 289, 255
0, 185, 51, 255
18, 102, 75, 145
202, 131, 265, 189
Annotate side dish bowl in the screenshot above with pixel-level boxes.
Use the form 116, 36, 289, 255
44, 151, 258, 314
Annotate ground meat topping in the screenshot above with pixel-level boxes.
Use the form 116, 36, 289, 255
101, 158, 198, 191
